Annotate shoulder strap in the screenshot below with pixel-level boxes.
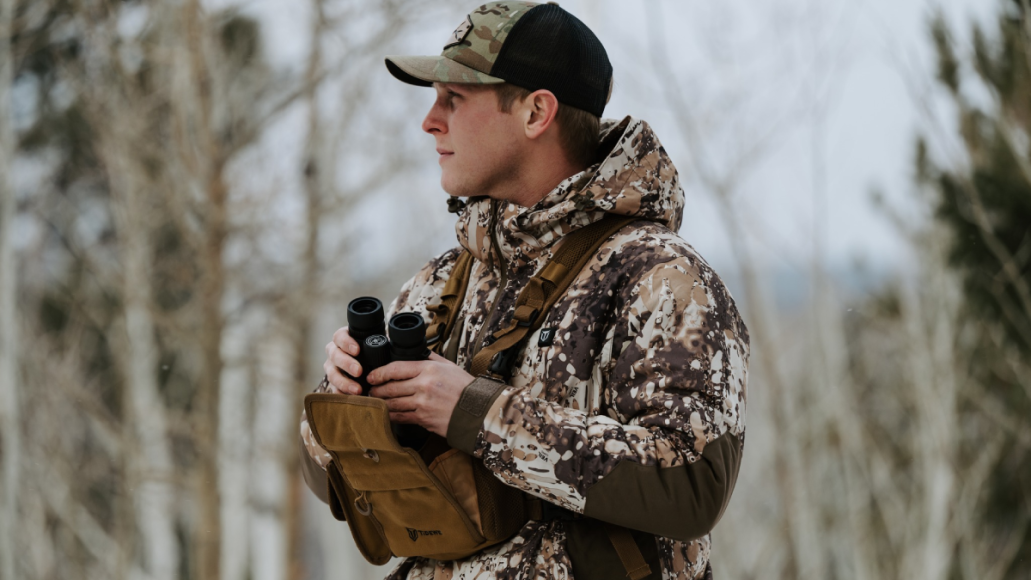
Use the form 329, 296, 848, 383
605, 524, 653, 580
469, 215, 637, 378
426, 250, 474, 355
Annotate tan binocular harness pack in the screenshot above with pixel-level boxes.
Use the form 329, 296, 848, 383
303, 214, 653, 580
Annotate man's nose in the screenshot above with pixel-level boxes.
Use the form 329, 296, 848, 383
421, 101, 446, 135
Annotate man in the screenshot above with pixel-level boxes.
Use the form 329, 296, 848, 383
300, 2, 749, 579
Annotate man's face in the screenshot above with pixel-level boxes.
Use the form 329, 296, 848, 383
422, 83, 524, 199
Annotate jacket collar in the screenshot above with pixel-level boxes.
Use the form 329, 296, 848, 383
454, 116, 684, 271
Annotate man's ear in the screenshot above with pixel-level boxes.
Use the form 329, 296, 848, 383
521, 89, 560, 140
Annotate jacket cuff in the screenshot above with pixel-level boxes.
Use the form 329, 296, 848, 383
446, 376, 507, 454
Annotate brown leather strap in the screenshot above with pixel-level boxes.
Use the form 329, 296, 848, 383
426, 250, 474, 354
605, 524, 652, 580
469, 215, 636, 378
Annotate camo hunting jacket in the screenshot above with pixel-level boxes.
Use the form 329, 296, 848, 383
301, 117, 749, 579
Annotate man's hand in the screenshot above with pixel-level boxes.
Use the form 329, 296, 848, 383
323, 327, 364, 395
367, 352, 475, 437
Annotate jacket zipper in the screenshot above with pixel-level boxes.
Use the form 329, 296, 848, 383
471, 199, 507, 358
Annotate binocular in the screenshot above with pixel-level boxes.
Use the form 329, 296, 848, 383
345, 296, 431, 448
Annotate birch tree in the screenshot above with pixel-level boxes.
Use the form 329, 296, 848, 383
8, 1, 283, 576
0, 0, 21, 577
64, 6, 184, 578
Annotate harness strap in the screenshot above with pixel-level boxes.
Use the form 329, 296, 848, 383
426, 250, 474, 354
605, 524, 653, 580
469, 214, 636, 378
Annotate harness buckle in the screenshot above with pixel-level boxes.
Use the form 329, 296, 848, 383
488, 348, 519, 379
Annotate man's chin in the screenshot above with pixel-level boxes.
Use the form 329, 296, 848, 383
440, 176, 470, 198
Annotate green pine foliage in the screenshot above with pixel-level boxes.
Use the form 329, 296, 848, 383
922, 1, 1031, 575
924, 2, 1031, 353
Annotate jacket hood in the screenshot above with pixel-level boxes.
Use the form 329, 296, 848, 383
454, 116, 685, 269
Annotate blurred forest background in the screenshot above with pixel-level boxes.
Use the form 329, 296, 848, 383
0, 0, 1028, 579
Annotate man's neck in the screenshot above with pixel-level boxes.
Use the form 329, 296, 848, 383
498, 157, 588, 208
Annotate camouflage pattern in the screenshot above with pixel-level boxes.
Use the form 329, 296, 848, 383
301, 117, 748, 579
385, 55, 505, 86
442, 2, 537, 75
300, 377, 334, 469
389, 521, 573, 580
386, 2, 539, 86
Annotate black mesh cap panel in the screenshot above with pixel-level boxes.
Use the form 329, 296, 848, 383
490, 5, 612, 117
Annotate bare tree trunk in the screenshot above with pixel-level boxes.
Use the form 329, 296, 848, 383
106, 155, 180, 580
284, 3, 328, 578
0, 0, 21, 576
714, 195, 815, 577
177, 2, 226, 576
195, 166, 228, 580
60, 5, 184, 576
902, 259, 960, 580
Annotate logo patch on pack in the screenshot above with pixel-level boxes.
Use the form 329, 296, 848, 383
443, 15, 473, 49
538, 327, 557, 347
406, 527, 443, 542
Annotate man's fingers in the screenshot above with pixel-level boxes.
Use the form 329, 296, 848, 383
323, 360, 362, 395
328, 347, 361, 377
367, 360, 425, 385
368, 378, 418, 400
388, 411, 419, 424
382, 394, 419, 413
332, 326, 360, 356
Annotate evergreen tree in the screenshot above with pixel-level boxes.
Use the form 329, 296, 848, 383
921, 1, 1031, 575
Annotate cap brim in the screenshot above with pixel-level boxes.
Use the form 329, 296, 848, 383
385, 55, 505, 86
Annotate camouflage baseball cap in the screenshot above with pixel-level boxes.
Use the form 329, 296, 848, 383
385, 2, 613, 117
